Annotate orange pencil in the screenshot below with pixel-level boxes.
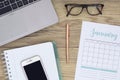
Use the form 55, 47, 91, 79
66, 24, 70, 63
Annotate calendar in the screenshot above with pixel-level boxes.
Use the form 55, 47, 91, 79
75, 21, 120, 80
81, 39, 120, 72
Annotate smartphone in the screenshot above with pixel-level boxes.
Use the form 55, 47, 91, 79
21, 55, 48, 80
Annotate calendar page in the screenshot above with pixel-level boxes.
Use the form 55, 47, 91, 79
75, 21, 120, 80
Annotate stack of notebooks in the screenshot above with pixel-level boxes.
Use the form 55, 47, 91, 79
1, 42, 62, 80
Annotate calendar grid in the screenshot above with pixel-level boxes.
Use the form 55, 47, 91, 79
81, 39, 120, 73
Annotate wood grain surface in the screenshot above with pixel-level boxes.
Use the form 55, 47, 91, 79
0, 0, 120, 80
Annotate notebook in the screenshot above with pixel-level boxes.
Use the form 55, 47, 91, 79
0, 0, 58, 46
75, 21, 120, 80
1, 42, 62, 80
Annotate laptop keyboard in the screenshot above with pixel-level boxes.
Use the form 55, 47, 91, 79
0, 0, 39, 16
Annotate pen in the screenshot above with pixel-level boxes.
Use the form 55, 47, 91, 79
66, 24, 70, 63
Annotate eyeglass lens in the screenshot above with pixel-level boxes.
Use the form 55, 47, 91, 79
69, 7, 83, 16
87, 5, 103, 15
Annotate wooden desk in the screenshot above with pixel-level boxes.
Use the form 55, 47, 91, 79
0, 0, 120, 80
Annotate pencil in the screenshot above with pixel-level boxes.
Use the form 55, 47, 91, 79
66, 24, 70, 63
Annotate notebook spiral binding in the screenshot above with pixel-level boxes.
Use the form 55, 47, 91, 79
1, 52, 12, 80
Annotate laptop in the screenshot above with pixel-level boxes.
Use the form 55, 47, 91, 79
0, 0, 58, 46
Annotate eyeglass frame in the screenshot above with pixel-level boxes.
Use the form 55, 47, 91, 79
65, 4, 104, 17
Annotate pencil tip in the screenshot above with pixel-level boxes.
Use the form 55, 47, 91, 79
66, 24, 69, 26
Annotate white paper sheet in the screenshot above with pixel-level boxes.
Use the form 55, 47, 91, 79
75, 21, 120, 80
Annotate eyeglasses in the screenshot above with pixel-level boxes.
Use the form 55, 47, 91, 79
65, 4, 104, 17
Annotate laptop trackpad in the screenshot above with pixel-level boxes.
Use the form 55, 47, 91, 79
0, 14, 28, 44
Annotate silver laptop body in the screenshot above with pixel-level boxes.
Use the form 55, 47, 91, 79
0, 0, 58, 46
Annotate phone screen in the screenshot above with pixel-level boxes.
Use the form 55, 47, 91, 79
23, 61, 47, 80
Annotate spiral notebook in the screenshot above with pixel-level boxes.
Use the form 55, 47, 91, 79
1, 42, 62, 80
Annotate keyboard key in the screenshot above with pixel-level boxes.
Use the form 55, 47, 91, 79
11, 3, 17, 9
0, 0, 5, 2
4, 0, 10, 6
0, 6, 12, 15
15, 0, 19, 2
0, 2, 4, 8
17, 1, 23, 7
9, 0, 15, 3
28, 0, 33, 3
22, 0, 28, 5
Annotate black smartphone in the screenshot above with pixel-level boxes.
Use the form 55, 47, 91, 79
21, 56, 48, 80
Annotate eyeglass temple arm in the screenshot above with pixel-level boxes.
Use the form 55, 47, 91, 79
65, 5, 74, 17
96, 5, 104, 14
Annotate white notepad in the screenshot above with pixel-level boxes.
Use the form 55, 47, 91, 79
75, 21, 120, 80
2, 42, 61, 80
